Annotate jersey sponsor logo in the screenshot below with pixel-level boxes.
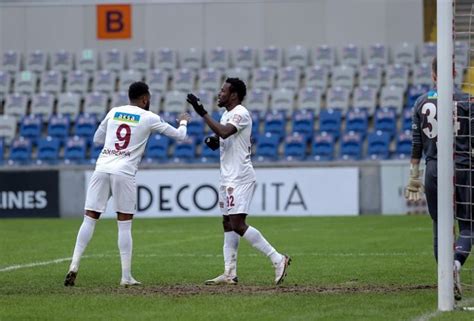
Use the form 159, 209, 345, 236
427, 90, 438, 100
113, 112, 140, 124
232, 114, 242, 124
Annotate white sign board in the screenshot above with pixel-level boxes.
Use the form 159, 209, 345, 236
85, 167, 359, 217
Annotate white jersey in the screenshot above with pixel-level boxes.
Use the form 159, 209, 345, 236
93, 105, 187, 177
219, 104, 256, 186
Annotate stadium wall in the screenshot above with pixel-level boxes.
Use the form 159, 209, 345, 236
0, 162, 415, 218
0, 0, 423, 53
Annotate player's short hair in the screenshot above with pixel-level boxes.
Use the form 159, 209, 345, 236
226, 78, 247, 102
129, 81, 150, 101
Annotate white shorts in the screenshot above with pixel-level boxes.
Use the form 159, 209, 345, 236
219, 182, 256, 215
85, 171, 136, 214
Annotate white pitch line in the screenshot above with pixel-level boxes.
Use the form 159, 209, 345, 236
0, 257, 72, 272
411, 298, 474, 321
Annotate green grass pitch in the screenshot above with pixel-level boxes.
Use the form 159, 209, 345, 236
0, 215, 473, 321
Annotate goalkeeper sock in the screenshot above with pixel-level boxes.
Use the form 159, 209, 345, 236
223, 231, 240, 277
243, 226, 283, 266
69, 215, 97, 272
118, 220, 133, 281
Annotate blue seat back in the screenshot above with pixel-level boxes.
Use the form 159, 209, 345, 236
292, 109, 314, 140
395, 130, 412, 158
319, 108, 342, 139
311, 132, 335, 161
367, 130, 391, 159
37, 136, 60, 162
74, 113, 98, 143
284, 133, 306, 160
64, 136, 87, 163
174, 136, 196, 160
263, 111, 286, 140
340, 132, 362, 160
256, 132, 280, 159
345, 108, 369, 137
48, 114, 70, 143
374, 108, 397, 137
19, 115, 42, 143
9, 137, 32, 163
146, 134, 170, 160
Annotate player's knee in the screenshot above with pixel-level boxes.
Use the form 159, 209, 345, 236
232, 223, 248, 236
222, 219, 232, 232
85, 210, 101, 220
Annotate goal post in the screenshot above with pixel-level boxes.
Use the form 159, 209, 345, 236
437, 0, 455, 312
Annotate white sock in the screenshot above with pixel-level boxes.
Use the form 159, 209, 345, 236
223, 231, 240, 277
118, 220, 133, 281
455, 260, 461, 271
243, 226, 283, 266
69, 215, 97, 272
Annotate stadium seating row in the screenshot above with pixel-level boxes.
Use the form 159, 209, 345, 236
0, 128, 412, 166
0, 62, 446, 98
0, 107, 413, 150
0, 84, 426, 123
1, 42, 469, 73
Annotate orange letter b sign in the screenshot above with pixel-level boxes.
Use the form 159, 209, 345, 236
97, 4, 132, 39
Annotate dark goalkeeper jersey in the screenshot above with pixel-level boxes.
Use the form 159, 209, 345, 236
411, 88, 472, 165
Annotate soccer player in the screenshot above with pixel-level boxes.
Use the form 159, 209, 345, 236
405, 57, 473, 300
186, 78, 291, 285
64, 81, 190, 287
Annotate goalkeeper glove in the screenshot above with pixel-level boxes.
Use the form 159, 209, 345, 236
186, 93, 208, 117
404, 164, 424, 202
204, 135, 220, 151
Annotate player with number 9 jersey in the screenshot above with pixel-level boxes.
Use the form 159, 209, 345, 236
65, 82, 190, 288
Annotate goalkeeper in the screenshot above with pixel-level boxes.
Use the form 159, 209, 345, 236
405, 57, 473, 300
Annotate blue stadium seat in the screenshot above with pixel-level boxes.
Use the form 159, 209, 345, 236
200, 141, 220, 163
64, 136, 87, 164
89, 144, 104, 163
345, 108, 369, 138
407, 84, 429, 108
173, 136, 196, 163
283, 132, 306, 161
47, 114, 71, 145
309, 132, 335, 161
402, 107, 413, 131
211, 110, 223, 121
255, 132, 280, 161
144, 134, 170, 163
339, 131, 363, 160
374, 107, 397, 138
319, 108, 342, 140
292, 109, 314, 141
263, 110, 286, 141
395, 130, 412, 159
36, 136, 61, 165
159, 111, 178, 127
186, 114, 205, 141
367, 130, 391, 160
74, 113, 98, 146
251, 111, 260, 143
19, 114, 42, 145
8, 137, 32, 165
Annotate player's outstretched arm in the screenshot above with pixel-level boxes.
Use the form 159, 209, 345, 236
153, 112, 190, 141
186, 93, 237, 139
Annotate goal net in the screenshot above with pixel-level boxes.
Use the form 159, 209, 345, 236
453, 0, 474, 309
